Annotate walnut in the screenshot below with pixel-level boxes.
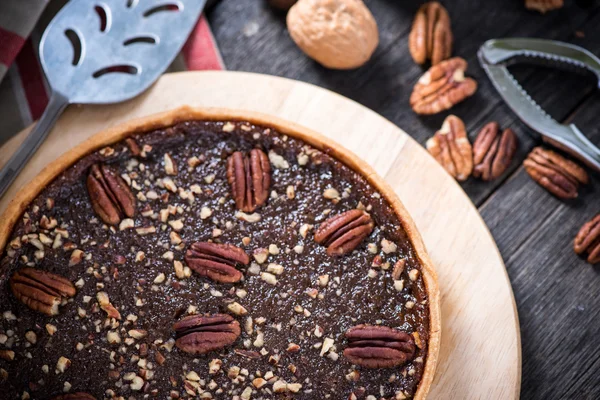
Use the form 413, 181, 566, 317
287, 0, 379, 69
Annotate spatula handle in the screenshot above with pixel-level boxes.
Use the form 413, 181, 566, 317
0, 92, 68, 199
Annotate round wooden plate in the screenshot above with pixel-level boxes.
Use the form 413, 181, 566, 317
0, 71, 521, 399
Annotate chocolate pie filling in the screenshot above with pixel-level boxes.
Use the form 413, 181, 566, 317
0, 120, 429, 399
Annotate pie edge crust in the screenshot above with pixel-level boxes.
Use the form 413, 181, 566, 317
0, 106, 441, 399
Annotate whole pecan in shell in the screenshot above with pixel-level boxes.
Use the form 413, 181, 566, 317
51, 393, 96, 400
185, 242, 250, 283
473, 123, 518, 181
87, 164, 136, 225
410, 57, 477, 115
10, 268, 76, 316
426, 115, 473, 181
523, 147, 588, 199
314, 209, 374, 256
574, 214, 600, 265
525, 0, 564, 13
227, 149, 271, 213
343, 325, 415, 368
409, 2, 452, 65
173, 314, 241, 355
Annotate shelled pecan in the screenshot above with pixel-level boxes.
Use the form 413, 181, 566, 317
173, 314, 241, 355
87, 163, 136, 225
410, 57, 477, 115
343, 325, 415, 368
227, 149, 271, 212
523, 147, 588, 199
472, 122, 518, 181
125, 137, 141, 156
10, 268, 76, 316
410, 57, 477, 114
314, 209, 374, 256
51, 393, 96, 400
574, 214, 600, 265
525, 0, 564, 13
409, 2, 452, 65
185, 242, 250, 283
426, 115, 473, 181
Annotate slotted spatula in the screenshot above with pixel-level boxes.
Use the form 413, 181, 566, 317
0, 0, 206, 197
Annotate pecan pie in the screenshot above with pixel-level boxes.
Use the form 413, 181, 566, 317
0, 108, 440, 399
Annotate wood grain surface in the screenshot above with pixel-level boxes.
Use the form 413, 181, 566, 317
0, 71, 520, 399
202, 1, 600, 398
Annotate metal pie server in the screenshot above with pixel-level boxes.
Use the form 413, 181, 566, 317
478, 38, 600, 172
0, 0, 206, 198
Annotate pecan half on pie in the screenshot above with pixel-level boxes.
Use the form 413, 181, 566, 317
0, 109, 439, 399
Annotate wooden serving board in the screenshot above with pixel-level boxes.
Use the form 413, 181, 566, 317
0, 71, 521, 399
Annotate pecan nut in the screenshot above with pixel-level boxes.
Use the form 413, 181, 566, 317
525, 0, 563, 13
472, 122, 518, 181
185, 242, 250, 283
314, 209, 374, 256
523, 147, 588, 199
409, 2, 452, 65
125, 137, 141, 156
51, 393, 96, 400
343, 325, 415, 368
10, 268, 76, 316
87, 164, 136, 225
426, 115, 473, 181
574, 214, 600, 265
227, 149, 271, 212
410, 57, 477, 115
173, 314, 241, 355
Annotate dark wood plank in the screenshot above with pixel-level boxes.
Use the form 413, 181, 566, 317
504, 203, 600, 400
480, 91, 600, 400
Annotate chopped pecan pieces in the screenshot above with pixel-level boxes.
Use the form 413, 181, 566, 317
314, 209, 374, 256
409, 2, 452, 65
97, 292, 122, 320
87, 164, 136, 225
410, 57, 477, 114
227, 149, 271, 212
185, 242, 250, 283
173, 314, 241, 355
525, 0, 563, 13
574, 214, 600, 265
343, 325, 415, 368
523, 147, 588, 199
51, 393, 96, 400
0, 350, 14, 361
125, 138, 141, 156
472, 122, 518, 181
235, 349, 261, 359
426, 115, 473, 181
10, 268, 76, 316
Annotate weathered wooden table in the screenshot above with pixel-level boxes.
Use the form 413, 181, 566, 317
205, 1, 600, 399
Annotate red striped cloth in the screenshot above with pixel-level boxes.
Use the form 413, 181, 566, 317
0, 2, 224, 145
